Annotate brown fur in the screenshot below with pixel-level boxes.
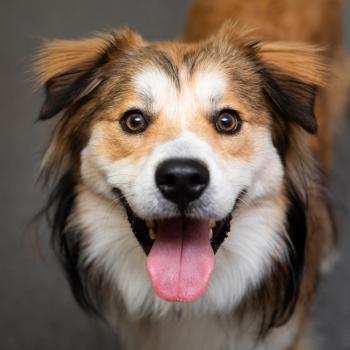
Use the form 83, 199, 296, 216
34, 29, 144, 86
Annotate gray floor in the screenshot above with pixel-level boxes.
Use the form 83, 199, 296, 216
0, 1, 349, 349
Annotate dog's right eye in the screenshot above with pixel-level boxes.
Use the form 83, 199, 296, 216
214, 109, 241, 135
120, 110, 149, 134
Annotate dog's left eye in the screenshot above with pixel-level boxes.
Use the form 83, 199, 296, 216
214, 109, 241, 134
120, 110, 148, 134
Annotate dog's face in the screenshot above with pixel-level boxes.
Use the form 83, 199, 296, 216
36, 25, 323, 317
80, 38, 286, 302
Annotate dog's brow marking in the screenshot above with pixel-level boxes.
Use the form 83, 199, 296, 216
134, 68, 178, 113
194, 71, 227, 110
147, 48, 180, 89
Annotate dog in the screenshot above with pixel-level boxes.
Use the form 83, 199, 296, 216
34, 0, 349, 349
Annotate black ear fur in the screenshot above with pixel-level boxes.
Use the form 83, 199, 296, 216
38, 59, 106, 120
262, 65, 317, 133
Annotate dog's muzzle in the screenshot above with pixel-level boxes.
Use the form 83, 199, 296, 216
112, 158, 245, 302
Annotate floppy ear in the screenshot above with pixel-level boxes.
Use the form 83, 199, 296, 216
257, 42, 326, 133
34, 29, 143, 120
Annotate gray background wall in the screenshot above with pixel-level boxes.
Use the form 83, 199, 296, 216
0, 1, 349, 349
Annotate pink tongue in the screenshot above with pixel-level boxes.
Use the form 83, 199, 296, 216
146, 218, 215, 302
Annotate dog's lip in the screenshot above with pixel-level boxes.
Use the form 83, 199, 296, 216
112, 187, 246, 255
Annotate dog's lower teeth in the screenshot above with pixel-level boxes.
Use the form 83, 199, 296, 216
149, 229, 156, 240
209, 228, 213, 240
209, 219, 215, 228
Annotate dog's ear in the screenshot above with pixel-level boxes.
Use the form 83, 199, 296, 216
214, 22, 326, 133
256, 42, 326, 133
34, 29, 143, 120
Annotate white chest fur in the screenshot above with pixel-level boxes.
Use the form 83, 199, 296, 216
115, 315, 297, 350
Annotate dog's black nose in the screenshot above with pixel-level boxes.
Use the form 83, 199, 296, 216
155, 158, 209, 208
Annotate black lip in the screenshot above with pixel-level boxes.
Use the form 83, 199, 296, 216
112, 188, 153, 254
112, 187, 246, 255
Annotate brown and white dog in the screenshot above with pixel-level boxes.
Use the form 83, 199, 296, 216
35, 0, 349, 349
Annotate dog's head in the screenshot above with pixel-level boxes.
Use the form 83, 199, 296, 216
36, 23, 324, 325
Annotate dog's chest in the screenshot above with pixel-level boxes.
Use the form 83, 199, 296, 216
118, 316, 296, 350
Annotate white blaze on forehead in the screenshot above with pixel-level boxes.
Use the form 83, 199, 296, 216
194, 70, 227, 110
134, 67, 177, 113
133, 66, 228, 119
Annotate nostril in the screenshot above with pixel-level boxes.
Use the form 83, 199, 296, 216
189, 174, 206, 187
163, 174, 177, 187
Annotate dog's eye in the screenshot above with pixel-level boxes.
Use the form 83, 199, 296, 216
214, 109, 241, 134
120, 110, 148, 134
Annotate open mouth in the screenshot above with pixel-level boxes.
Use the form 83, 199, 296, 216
113, 188, 238, 302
